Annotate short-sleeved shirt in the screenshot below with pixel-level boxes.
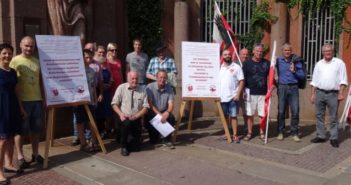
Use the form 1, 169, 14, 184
126, 52, 149, 84
111, 83, 149, 115
310, 57, 348, 90
145, 82, 174, 112
242, 58, 270, 95
146, 57, 177, 76
10, 55, 42, 101
219, 62, 244, 102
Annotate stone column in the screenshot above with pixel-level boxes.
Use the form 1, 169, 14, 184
174, 0, 188, 80
173, 0, 189, 114
270, 2, 288, 51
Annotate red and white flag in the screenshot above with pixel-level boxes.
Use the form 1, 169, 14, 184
340, 87, 351, 130
261, 41, 277, 144
212, 1, 240, 64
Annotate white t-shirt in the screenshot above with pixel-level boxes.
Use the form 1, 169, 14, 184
219, 62, 244, 102
310, 57, 348, 90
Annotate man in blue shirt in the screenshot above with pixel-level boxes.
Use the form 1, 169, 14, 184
276, 43, 305, 142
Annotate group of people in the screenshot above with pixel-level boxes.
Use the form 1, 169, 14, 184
70, 38, 178, 156
0, 37, 43, 185
0, 34, 348, 183
0, 36, 178, 183
219, 43, 348, 149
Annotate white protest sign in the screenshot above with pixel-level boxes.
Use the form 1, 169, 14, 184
181, 42, 220, 98
36, 35, 90, 106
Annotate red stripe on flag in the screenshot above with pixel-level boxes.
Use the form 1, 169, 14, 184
260, 64, 275, 130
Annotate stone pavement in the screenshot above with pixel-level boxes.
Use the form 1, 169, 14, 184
9, 118, 351, 185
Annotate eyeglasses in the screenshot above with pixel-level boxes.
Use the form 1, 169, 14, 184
109, 49, 117, 52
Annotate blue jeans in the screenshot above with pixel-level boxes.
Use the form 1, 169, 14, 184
315, 89, 339, 140
72, 105, 95, 140
277, 84, 299, 135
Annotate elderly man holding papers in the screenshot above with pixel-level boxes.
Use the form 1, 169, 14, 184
145, 69, 176, 149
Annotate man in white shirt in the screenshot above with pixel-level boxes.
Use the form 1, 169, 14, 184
219, 49, 244, 143
310, 43, 348, 148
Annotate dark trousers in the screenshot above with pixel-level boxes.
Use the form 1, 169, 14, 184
277, 84, 300, 135
120, 118, 142, 149
145, 112, 175, 144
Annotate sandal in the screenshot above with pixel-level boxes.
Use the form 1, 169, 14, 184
233, 135, 240, 143
243, 133, 252, 141
260, 133, 265, 141
4, 166, 24, 174
220, 134, 228, 140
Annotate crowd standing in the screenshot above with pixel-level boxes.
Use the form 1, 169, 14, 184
0, 35, 349, 184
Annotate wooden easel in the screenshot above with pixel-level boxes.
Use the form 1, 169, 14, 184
172, 97, 232, 143
43, 102, 107, 168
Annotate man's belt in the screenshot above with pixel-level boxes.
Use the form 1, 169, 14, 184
316, 88, 338, 93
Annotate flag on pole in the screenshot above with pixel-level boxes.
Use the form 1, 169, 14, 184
339, 87, 351, 131
262, 41, 277, 144
212, 1, 240, 64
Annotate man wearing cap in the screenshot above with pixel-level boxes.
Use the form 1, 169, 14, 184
146, 45, 177, 86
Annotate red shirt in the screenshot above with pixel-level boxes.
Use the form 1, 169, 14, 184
107, 58, 123, 96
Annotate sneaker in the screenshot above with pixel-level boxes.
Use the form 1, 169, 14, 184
18, 158, 30, 169
31, 154, 44, 164
292, 135, 301, 142
71, 139, 80, 146
164, 142, 175, 149
277, 133, 284, 141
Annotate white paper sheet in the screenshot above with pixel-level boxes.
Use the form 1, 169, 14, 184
149, 114, 175, 137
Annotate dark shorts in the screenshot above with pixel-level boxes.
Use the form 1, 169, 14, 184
18, 101, 43, 135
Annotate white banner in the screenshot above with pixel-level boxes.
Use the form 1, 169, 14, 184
182, 42, 220, 98
36, 35, 90, 106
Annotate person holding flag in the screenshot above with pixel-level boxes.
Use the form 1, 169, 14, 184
242, 44, 270, 141
310, 44, 348, 148
219, 49, 244, 143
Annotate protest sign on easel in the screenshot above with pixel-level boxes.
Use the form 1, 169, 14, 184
35, 35, 106, 168
172, 42, 232, 143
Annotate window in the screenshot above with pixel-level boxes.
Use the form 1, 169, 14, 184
202, 0, 255, 48
302, 6, 335, 79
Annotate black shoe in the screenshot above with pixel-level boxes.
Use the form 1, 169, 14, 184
310, 137, 326, 143
330, 140, 339, 148
4, 167, 24, 174
71, 139, 80, 146
31, 154, 44, 164
121, 148, 129, 156
18, 158, 30, 169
